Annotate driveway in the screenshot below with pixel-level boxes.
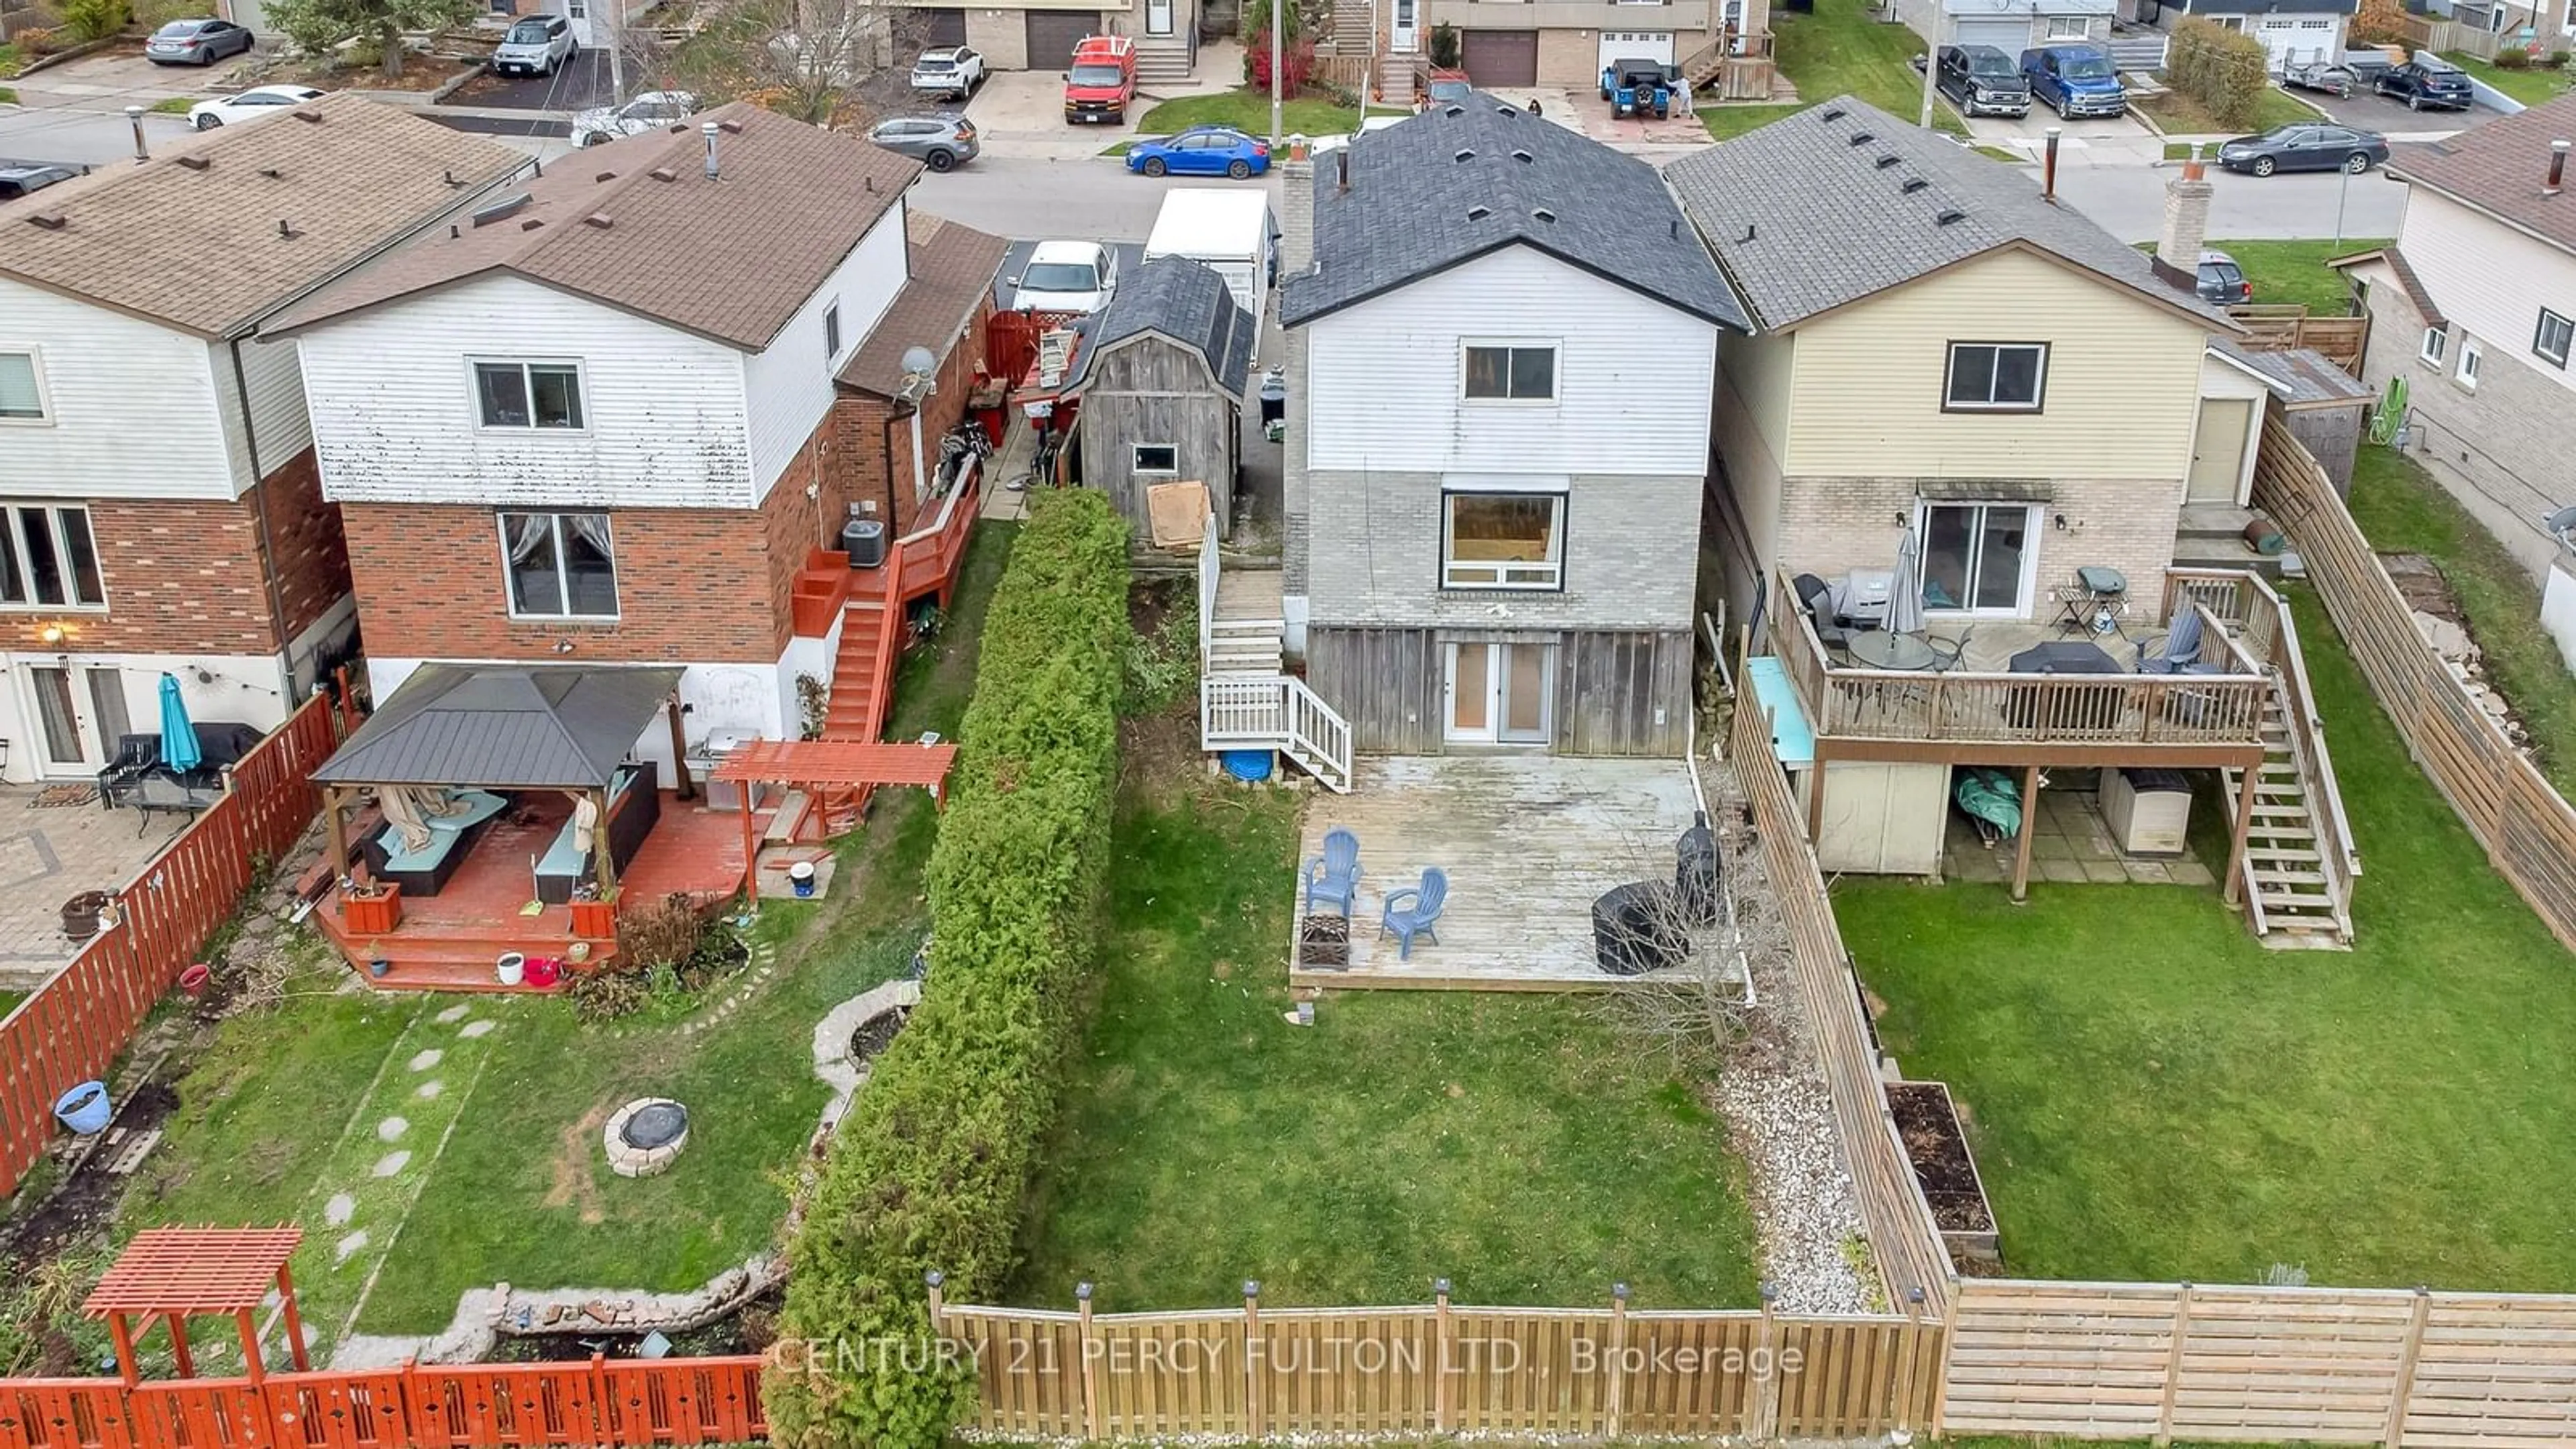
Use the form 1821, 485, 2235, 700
963, 70, 1142, 156
5, 48, 210, 111
1966, 103, 2159, 146
2300, 82, 2495, 133
439, 48, 612, 110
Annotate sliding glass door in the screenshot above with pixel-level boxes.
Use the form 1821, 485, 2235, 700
1919, 502, 2036, 617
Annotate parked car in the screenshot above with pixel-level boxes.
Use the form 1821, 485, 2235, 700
0, 160, 83, 200
910, 46, 985, 101
1124, 125, 1269, 178
1012, 239, 1118, 313
2195, 249, 2251, 305
492, 13, 576, 77
186, 84, 325, 130
2374, 57, 2474, 111
2021, 44, 2127, 119
1599, 56, 1673, 119
866, 113, 979, 172
145, 17, 253, 66
2216, 121, 2389, 175
570, 90, 698, 146
1063, 34, 1136, 124
2282, 60, 2356, 97
1936, 44, 2031, 117
1419, 66, 1472, 107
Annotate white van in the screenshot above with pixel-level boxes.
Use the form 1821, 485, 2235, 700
1142, 189, 1277, 323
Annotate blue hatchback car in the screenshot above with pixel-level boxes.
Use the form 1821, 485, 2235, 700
1126, 125, 1273, 179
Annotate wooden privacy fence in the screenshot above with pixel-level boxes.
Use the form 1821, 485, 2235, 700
2251, 415, 2576, 953
0, 694, 339, 1198
0, 1355, 765, 1449
934, 1289, 1942, 1442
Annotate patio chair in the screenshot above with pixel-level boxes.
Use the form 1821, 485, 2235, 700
1379, 867, 1448, 961
1926, 627, 1972, 673
1303, 826, 1362, 917
1792, 574, 1856, 657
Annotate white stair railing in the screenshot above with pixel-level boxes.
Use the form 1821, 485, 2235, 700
1201, 674, 1350, 792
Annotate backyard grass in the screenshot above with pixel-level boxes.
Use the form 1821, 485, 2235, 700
2135, 83, 2319, 137
2188, 237, 2383, 313
0, 991, 23, 1019
2440, 51, 2573, 106
1700, 0, 1968, 141
118, 525, 1018, 1348
1843, 588, 2576, 1291
1135, 87, 1360, 140
1008, 768, 1762, 1313
1701, 101, 1807, 140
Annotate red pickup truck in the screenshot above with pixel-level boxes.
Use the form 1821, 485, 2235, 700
1063, 34, 1137, 124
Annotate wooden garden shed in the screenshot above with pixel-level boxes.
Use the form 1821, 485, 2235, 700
1061, 256, 1256, 539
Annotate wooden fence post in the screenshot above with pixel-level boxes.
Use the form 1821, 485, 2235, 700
1604, 1282, 1629, 1440
1891, 1285, 1927, 1435
2153, 1283, 2194, 1447
1242, 1280, 1263, 1442
1754, 1281, 1781, 1442
1075, 1281, 1101, 1444
2384, 1287, 2431, 1449
1430, 1279, 1454, 1435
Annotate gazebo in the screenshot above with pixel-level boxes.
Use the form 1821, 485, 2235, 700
83, 1226, 310, 1387
712, 739, 957, 902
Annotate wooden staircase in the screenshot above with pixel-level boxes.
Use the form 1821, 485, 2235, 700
1193, 515, 1350, 792
823, 600, 893, 741
2223, 691, 2348, 945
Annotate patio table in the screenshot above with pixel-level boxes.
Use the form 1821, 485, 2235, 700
1845, 629, 1941, 671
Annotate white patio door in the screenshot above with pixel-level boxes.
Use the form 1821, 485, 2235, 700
1392, 0, 1418, 51
22, 664, 127, 774
1444, 641, 1552, 745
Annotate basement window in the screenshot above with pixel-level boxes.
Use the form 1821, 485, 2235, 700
0, 502, 105, 609
1132, 443, 1179, 474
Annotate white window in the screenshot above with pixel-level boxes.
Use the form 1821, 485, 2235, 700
825, 302, 843, 360
1443, 492, 1564, 589
2536, 309, 2573, 370
0, 350, 48, 423
1462, 343, 1558, 402
2459, 337, 2484, 390
500, 511, 618, 619
474, 361, 585, 429
2419, 325, 2448, 366
2045, 15, 2089, 39
1132, 443, 1179, 474
1944, 342, 2048, 411
0, 503, 105, 610
1919, 502, 2037, 616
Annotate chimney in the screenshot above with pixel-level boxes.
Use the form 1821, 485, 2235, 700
2041, 125, 2061, 202
2550, 138, 2571, 195
1279, 156, 1316, 280
702, 121, 722, 180
1334, 146, 1349, 193
126, 105, 149, 164
2151, 144, 2214, 296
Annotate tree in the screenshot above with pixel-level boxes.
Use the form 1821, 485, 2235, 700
260, 0, 474, 78
1242, 0, 1299, 42
667, 0, 927, 125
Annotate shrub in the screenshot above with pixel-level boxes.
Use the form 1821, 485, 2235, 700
768, 490, 1132, 1449
54, 0, 123, 43
13, 27, 60, 56
1428, 19, 1460, 68
2548, 48, 2572, 66
1242, 0, 1297, 42
617, 891, 706, 972
2493, 46, 2530, 67
2167, 17, 2271, 131
1244, 31, 1315, 96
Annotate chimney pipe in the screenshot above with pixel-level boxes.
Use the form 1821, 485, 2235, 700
2551, 138, 2570, 195
2041, 125, 2061, 202
702, 121, 721, 180
127, 105, 149, 164
1335, 146, 1348, 193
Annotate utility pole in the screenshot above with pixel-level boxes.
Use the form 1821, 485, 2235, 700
1269, 0, 1284, 146
604, 0, 625, 105
1917, 5, 1939, 128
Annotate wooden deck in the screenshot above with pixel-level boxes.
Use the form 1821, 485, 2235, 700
1291, 755, 1701, 990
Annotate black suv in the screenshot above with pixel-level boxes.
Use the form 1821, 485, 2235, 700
2374, 58, 2475, 111
1937, 44, 2031, 117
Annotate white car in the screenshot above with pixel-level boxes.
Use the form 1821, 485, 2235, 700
1012, 239, 1118, 314
570, 91, 700, 146
910, 46, 985, 101
492, 13, 577, 75
188, 84, 326, 131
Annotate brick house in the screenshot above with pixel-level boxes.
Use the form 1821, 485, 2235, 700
0, 96, 527, 784
269, 104, 1002, 779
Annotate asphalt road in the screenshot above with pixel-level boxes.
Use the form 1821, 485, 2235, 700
910, 154, 1282, 241
2044, 156, 2408, 243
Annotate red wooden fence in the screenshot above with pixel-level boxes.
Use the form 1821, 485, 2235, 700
0, 694, 340, 1197
0, 1356, 767, 1449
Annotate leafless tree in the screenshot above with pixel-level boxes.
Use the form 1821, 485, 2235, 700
1589, 810, 1782, 1072
665, 0, 929, 124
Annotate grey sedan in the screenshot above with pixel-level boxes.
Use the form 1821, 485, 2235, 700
2216, 122, 2390, 176
865, 114, 979, 172
146, 17, 254, 65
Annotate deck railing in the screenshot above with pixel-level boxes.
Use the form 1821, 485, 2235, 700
1196, 511, 1220, 673
1199, 674, 1352, 791
892, 452, 982, 612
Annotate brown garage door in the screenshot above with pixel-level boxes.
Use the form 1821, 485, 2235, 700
1025, 10, 1096, 69
1460, 29, 1538, 85
920, 8, 967, 47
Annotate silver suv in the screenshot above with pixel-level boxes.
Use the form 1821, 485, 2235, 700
492, 14, 576, 76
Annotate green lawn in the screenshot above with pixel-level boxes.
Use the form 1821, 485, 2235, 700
147, 96, 194, 113
2137, 83, 2320, 137
1701, 101, 1809, 140
1702, 0, 1968, 141
1134, 87, 1360, 139
2440, 51, 2573, 106
119, 525, 1018, 1348
1844, 588, 2576, 1291
2200, 237, 2383, 313
1008, 774, 1762, 1313
0, 991, 23, 1020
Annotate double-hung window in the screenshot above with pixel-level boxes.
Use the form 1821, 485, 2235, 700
1462, 343, 1558, 402
1443, 491, 1564, 589
2459, 337, 2485, 391
1945, 342, 2047, 411
1, 503, 105, 609
475, 361, 585, 429
500, 512, 618, 619
0, 350, 49, 423
2536, 309, 2573, 370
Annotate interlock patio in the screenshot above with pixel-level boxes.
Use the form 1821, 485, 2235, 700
0, 789, 187, 989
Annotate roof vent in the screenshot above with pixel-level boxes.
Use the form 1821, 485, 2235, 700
291, 108, 323, 123
1532, 206, 1557, 223
584, 212, 614, 229
1820, 105, 1847, 121
1900, 177, 1929, 193
594, 169, 616, 182
1874, 154, 1901, 169
716, 117, 745, 133
470, 193, 532, 227
443, 168, 462, 187
1466, 204, 1492, 220
258, 166, 280, 178
1454, 148, 1477, 162
1444, 104, 1464, 117
1495, 102, 1517, 115
176, 155, 211, 172
1934, 207, 1967, 225
520, 216, 545, 231
1511, 148, 1534, 163
276, 218, 299, 239
1848, 131, 1876, 145
649, 166, 678, 182
25, 211, 65, 231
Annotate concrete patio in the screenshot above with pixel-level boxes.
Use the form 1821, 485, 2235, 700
0, 788, 188, 989
1941, 771, 2220, 888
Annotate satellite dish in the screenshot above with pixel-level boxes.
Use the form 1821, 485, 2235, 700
900, 344, 936, 378
2546, 504, 2576, 541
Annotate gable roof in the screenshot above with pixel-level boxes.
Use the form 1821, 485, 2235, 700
0, 95, 526, 339
2386, 92, 2576, 257
1664, 97, 2235, 332
2326, 245, 2445, 329
272, 103, 920, 349
839, 211, 1008, 396
1065, 256, 1256, 399
312, 663, 682, 789
1281, 95, 1745, 330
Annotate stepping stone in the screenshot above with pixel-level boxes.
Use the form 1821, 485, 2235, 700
416, 1080, 444, 1100
324, 1192, 356, 1227
435, 1004, 472, 1024
335, 1231, 370, 1264
460, 1020, 495, 1039
377, 1117, 409, 1142
372, 1150, 411, 1178
408, 1049, 443, 1071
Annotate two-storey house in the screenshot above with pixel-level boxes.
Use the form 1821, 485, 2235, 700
1275, 98, 1746, 757
270, 104, 1000, 783
2334, 94, 2576, 581
0, 96, 525, 784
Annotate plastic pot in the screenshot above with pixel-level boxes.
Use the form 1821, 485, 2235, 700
54, 1081, 113, 1135
496, 951, 527, 987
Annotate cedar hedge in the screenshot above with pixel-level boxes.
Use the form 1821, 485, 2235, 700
767, 491, 1132, 1449
2167, 17, 2273, 131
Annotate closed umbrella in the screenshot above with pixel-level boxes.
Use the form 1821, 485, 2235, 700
1889, 523, 1927, 636
157, 674, 201, 774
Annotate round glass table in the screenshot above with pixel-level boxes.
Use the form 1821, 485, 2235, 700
1845, 630, 1942, 671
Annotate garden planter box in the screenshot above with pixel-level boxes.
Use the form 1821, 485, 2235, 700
1887, 1079, 1999, 1267
570, 898, 619, 940
1298, 914, 1348, 969
343, 885, 402, 937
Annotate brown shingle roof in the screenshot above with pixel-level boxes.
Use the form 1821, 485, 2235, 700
2387, 92, 2576, 256
0, 95, 527, 338
2326, 245, 2445, 330
839, 211, 1007, 396
273, 103, 922, 350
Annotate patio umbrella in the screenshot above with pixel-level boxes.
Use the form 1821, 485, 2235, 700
157, 673, 201, 774
1888, 522, 1927, 636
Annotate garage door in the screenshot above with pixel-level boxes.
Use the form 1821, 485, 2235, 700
1024, 10, 1095, 70
1461, 28, 1538, 85
1951, 18, 2030, 55
2251, 15, 2339, 68
1597, 30, 1675, 70
921, 7, 966, 47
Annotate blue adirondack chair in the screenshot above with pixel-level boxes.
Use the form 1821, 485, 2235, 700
1304, 826, 1362, 916
1379, 867, 1448, 961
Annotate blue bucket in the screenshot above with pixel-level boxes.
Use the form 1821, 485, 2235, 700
1222, 749, 1273, 783
54, 1081, 112, 1136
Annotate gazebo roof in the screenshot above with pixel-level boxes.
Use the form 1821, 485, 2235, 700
83, 1226, 303, 1318
313, 664, 682, 790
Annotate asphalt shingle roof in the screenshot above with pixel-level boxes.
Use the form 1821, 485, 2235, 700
272, 102, 920, 350
1664, 96, 2235, 331
2387, 92, 2576, 257
1067, 256, 1256, 398
1281, 95, 1745, 330
313, 664, 682, 789
2214, 339, 2373, 405
0, 94, 526, 338
839, 211, 1009, 396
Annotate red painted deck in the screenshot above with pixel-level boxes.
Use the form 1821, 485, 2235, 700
313, 792, 755, 993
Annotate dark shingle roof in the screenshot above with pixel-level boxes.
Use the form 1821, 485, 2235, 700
2327, 245, 2445, 329
313, 664, 682, 789
1066, 256, 1255, 398
2387, 93, 2576, 257
1281, 95, 1744, 330
839, 211, 1009, 396
1664, 97, 2234, 331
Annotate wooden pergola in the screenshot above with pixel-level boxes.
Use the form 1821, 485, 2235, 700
83, 1226, 311, 1387
713, 739, 958, 903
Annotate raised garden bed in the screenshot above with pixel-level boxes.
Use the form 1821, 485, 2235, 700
1887, 1079, 1998, 1267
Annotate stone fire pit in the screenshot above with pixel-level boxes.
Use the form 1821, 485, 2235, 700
604, 1097, 690, 1178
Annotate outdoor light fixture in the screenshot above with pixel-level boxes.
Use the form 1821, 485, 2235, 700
1075, 1281, 1094, 1302
37, 622, 66, 647
1613, 1282, 1631, 1301
1243, 1280, 1260, 1298
1434, 1277, 1452, 1296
